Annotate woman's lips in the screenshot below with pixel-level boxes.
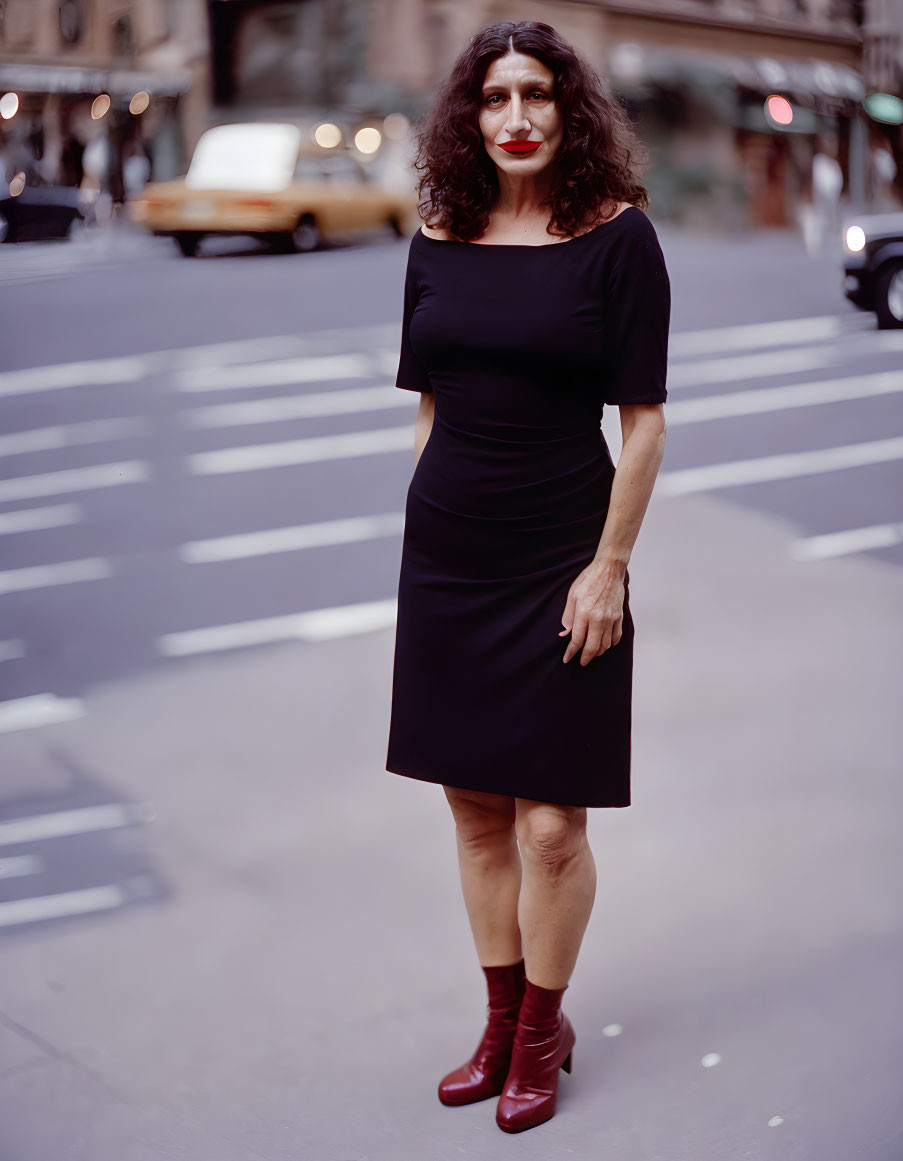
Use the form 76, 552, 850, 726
498, 141, 541, 154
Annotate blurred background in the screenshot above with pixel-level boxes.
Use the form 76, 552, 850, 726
1, 4, 902, 1161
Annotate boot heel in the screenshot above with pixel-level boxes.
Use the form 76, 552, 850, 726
561, 1050, 573, 1074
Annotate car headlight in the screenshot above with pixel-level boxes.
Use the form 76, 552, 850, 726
844, 225, 866, 253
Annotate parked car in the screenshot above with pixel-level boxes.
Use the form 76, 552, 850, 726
0, 182, 90, 244
125, 121, 419, 256
841, 210, 903, 328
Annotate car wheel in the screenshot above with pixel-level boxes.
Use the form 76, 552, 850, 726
289, 216, 322, 253
387, 214, 404, 238
0, 213, 9, 244
875, 260, 903, 329
66, 215, 87, 242
175, 232, 201, 258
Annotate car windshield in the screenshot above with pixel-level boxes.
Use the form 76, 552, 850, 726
186, 123, 302, 191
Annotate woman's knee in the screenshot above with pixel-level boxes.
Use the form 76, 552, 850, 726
443, 785, 517, 850
514, 801, 587, 875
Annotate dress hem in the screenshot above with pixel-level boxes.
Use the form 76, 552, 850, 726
385, 763, 631, 810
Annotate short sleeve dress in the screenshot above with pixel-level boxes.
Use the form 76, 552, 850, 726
385, 206, 670, 808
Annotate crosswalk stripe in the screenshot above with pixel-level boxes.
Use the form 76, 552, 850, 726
0, 885, 126, 929
790, 522, 903, 560
0, 314, 871, 403
181, 384, 409, 428
0, 461, 149, 503
0, 504, 81, 535
0, 557, 112, 596
176, 352, 376, 392
657, 435, 903, 496
0, 693, 84, 735
665, 369, 903, 423
668, 314, 868, 358
0, 854, 44, 879
0, 357, 151, 398
0, 639, 25, 662
180, 512, 406, 563
0, 802, 151, 847
0, 418, 148, 457
158, 597, 398, 657
669, 346, 831, 389
187, 426, 413, 475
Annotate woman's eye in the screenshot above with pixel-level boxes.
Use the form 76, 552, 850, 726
485, 91, 549, 106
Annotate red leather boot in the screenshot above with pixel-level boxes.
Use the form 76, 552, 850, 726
438, 959, 527, 1106
495, 977, 576, 1133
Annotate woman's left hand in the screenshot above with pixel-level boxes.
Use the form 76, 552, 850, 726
559, 560, 625, 666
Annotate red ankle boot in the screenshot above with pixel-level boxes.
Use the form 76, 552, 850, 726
496, 977, 576, 1133
438, 959, 527, 1106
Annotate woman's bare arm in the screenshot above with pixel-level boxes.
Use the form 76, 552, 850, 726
559, 402, 666, 665
413, 391, 435, 467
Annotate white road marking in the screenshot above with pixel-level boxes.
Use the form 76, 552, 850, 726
0, 854, 44, 879
0, 417, 148, 457
669, 331, 903, 389
0, 639, 25, 662
181, 384, 409, 429
790, 522, 903, 561
0, 693, 84, 735
158, 596, 398, 657
0, 504, 82, 536
0, 885, 126, 929
657, 436, 903, 496
0, 460, 149, 503
176, 352, 375, 393
668, 314, 866, 358
665, 369, 903, 423
0, 357, 151, 398
167, 324, 398, 369
0, 802, 151, 847
187, 426, 413, 475
181, 512, 405, 563
0, 557, 112, 596
669, 346, 831, 389
0, 314, 875, 405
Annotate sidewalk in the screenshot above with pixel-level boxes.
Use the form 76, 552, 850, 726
0, 487, 901, 1160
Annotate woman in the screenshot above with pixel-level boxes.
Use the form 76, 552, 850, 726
385, 20, 670, 1133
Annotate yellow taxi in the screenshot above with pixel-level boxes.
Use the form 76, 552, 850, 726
126, 121, 419, 256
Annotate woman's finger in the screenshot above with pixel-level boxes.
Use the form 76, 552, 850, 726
580, 617, 605, 665
563, 610, 590, 663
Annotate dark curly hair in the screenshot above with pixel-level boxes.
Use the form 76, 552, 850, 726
411, 21, 650, 242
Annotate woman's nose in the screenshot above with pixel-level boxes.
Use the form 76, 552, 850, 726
505, 97, 531, 133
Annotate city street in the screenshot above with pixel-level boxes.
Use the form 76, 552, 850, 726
0, 219, 901, 1160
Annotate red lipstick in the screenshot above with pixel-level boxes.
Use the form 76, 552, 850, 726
498, 140, 541, 154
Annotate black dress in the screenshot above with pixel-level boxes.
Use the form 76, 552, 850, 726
385, 206, 670, 808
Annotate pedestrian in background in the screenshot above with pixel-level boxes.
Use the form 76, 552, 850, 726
385, 20, 670, 1133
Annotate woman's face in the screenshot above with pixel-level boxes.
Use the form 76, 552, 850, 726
478, 52, 562, 177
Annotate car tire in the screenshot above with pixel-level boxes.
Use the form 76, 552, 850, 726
289, 216, 322, 253
875, 259, 903, 329
66, 215, 87, 242
387, 214, 404, 238
175, 232, 201, 258
0, 213, 9, 244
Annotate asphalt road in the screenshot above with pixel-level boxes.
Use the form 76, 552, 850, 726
0, 218, 901, 1161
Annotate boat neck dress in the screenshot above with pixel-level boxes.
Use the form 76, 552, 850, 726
385, 205, 670, 808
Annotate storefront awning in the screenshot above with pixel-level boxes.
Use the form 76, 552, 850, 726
608, 43, 864, 103
0, 62, 193, 99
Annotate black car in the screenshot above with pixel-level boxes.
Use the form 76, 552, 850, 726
0, 184, 90, 244
841, 210, 903, 329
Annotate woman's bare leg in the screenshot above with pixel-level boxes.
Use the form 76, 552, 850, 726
443, 786, 523, 966
514, 799, 596, 988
